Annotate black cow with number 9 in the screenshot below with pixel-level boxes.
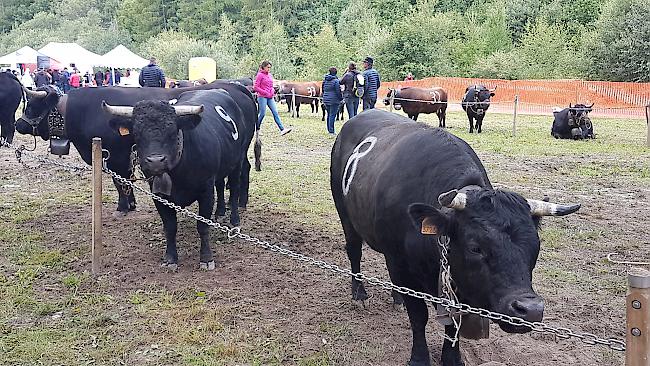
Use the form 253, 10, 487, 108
103, 89, 257, 271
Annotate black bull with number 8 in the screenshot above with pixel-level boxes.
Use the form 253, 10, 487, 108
329, 109, 581, 366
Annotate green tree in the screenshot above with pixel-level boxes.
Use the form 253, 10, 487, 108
247, 20, 295, 80
587, 0, 650, 81
211, 14, 241, 78
141, 30, 212, 79
337, 0, 390, 59
118, 0, 177, 43
296, 23, 349, 80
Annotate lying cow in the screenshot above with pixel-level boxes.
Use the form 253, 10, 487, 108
384, 87, 448, 127
277, 82, 320, 117
461, 85, 496, 133
169, 78, 209, 88
331, 109, 580, 366
103, 89, 256, 270
16, 81, 259, 216
0, 71, 24, 144
551, 103, 594, 139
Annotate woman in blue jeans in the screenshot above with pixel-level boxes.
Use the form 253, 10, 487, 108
253, 60, 292, 135
321, 67, 343, 135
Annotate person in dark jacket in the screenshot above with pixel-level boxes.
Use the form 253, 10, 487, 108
139, 57, 166, 88
339, 62, 360, 119
362, 56, 381, 110
94, 69, 104, 86
322, 67, 343, 135
34, 68, 51, 87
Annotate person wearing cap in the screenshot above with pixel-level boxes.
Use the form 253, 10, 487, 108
139, 57, 166, 88
362, 56, 381, 110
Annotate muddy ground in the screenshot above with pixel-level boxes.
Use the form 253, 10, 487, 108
1, 110, 648, 366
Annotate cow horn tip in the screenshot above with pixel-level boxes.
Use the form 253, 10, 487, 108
556, 203, 580, 216
438, 189, 459, 207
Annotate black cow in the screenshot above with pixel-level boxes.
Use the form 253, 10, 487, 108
330, 109, 580, 366
103, 89, 256, 270
16, 82, 260, 216
551, 103, 595, 139
461, 85, 496, 133
0, 71, 24, 144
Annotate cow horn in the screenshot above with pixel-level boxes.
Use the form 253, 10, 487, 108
569, 103, 573, 109
438, 189, 467, 210
489, 85, 497, 92
587, 103, 594, 108
102, 101, 134, 117
173, 105, 204, 116
527, 199, 580, 217
24, 88, 47, 98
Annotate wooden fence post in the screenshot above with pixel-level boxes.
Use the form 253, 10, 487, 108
645, 104, 650, 147
626, 267, 650, 366
512, 95, 519, 137
291, 88, 296, 118
389, 91, 395, 113
91, 137, 103, 275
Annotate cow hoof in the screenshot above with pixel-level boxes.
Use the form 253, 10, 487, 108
161, 262, 178, 272
199, 261, 216, 271
255, 161, 261, 172
352, 299, 368, 309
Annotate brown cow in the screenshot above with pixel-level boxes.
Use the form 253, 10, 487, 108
277, 81, 321, 118
383, 87, 448, 127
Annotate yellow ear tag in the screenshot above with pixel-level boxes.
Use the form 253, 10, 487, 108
119, 127, 130, 136
421, 217, 439, 235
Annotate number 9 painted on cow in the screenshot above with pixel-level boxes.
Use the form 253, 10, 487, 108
342, 136, 377, 196
214, 105, 238, 141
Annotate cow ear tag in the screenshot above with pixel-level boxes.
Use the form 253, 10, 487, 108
421, 217, 439, 235
119, 127, 130, 136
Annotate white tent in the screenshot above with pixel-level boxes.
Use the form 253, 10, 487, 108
99, 45, 149, 69
0, 46, 50, 65
38, 42, 103, 73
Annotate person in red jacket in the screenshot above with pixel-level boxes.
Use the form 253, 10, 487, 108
69, 70, 81, 89
253, 60, 291, 136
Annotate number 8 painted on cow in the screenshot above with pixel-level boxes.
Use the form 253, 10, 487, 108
342, 136, 377, 196
214, 105, 238, 141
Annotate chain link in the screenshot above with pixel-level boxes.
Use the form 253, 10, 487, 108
1, 138, 90, 172
0, 139, 628, 353
102, 162, 627, 353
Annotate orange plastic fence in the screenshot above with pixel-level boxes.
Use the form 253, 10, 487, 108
380, 77, 650, 119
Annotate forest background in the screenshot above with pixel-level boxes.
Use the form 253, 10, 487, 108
0, 0, 648, 82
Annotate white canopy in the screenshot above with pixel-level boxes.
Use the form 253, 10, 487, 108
0, 46, 50, 65
98, 45, 149, 69
38, 42, 103, 73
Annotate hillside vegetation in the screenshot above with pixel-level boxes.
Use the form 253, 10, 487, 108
0, 0, 648, 81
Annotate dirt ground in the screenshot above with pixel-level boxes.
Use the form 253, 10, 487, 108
1, 111, 648, 366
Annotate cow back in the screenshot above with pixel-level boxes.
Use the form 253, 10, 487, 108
331, 109, 490, 247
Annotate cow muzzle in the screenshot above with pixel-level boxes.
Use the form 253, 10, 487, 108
497, 293, 544, 333
143, 154, 168, 176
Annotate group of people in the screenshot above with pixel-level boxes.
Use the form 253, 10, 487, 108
321, 56, 381, 135
252, 57, 382, 137
17, 66, 131, 92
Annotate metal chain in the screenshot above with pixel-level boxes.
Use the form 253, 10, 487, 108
1, 139, 90, 172
102, 163, 626, 352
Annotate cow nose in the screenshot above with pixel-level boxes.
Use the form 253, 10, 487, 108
145, 154, 167, 173
509, 294, 544, 322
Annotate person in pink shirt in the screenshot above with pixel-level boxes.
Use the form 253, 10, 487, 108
254, 60, 292, 135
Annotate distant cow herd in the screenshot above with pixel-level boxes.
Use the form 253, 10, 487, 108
1, 70, 597, 366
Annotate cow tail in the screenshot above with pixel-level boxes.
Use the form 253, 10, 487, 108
254, 130, 262, 172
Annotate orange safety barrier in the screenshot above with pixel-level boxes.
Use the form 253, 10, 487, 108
379, 77, 650, 119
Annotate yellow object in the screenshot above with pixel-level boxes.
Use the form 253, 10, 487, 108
189, 57, 217, 82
